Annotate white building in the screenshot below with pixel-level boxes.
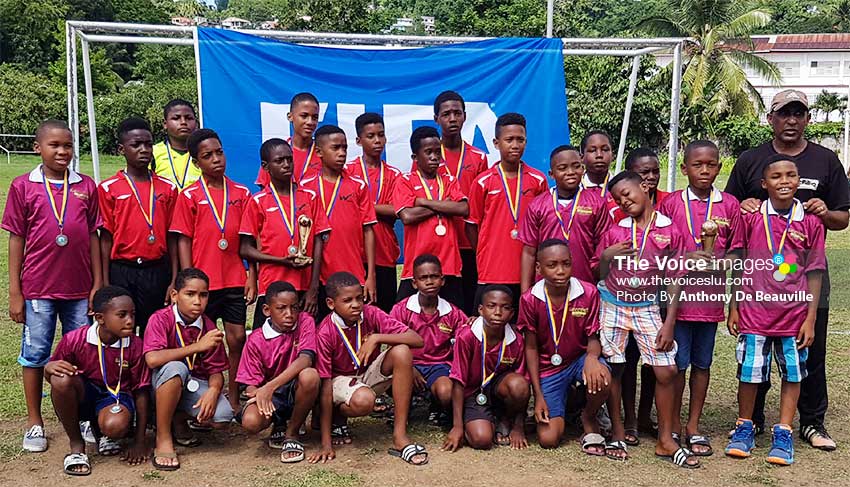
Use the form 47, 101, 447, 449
221, 17, 251, 30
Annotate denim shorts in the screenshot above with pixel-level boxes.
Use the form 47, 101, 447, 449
540, 354, 610, 419
19, 298, 89, 367
674, 321, 718, 371
153, 361, 234, 423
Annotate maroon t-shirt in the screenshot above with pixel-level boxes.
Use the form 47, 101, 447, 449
390, 294, 468, 366
51, 325, 150, 392
236, 313, 316, 387
449, 318, 525, 399
143, 305, 229, 380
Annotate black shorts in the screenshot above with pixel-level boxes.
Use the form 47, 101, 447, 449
373, 265, 398, 313
206, 287, 247, 326
462, 371, 510, 424
109, 257, 171, 335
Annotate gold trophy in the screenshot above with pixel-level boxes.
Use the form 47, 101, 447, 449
700, 220, 718, 255
293, 215, 314, 266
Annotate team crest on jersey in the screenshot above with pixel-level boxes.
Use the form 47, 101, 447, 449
711, 217, 730, 227
571, 307, 588, 318
576, 206, 593, 215
71, 189, 89, 200
788, 230, 807, 243
438, 323, 453, 334
115, 358, 129, 368
653, 234, 671, 244
501, 357, 516, 365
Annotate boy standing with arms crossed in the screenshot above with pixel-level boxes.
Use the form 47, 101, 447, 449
3, 120, 102, 452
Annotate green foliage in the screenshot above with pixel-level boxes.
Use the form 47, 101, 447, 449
805, 122, 844, 140
434, 0, 547, 37
0, 65, 66, 139
714, 116, 772, 156
811, 90, 848, 122
132, 45, 196, 81
0, 0, 69, 71
566, 56, 670, 151
751, 0, 834, 34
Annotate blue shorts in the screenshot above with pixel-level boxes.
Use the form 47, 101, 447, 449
540, 354, 609, 419
19, 298, 89, 367
674, 321, 718, 371
415, 363, 451, 391
80, 379, 135, 421
736, 334, 808, 384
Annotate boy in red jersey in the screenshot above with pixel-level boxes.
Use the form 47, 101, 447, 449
170, 129, 255, 412
255, 92, 322, 188
345, 113, 402, 312
395, 126, 469, 308
434, 91, 489, 315
240, 138, 330, 322
301, 125, 378, 321
466, 113, 547, 310
99, 118, 178, 336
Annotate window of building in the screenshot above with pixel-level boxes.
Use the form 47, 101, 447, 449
811, 60, 839, 77
775, 61, 800, 78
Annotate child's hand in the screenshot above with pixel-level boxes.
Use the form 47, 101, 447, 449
365, 276, 377, 304
740, 198, 761, 213
87, 286, 99, 316
797, 319, 815, 350
442, 426, 464, 452
45, 360, 77, 378
509, 424, 528, 450
193, 389, 218, 423
197, 329, 224, 353
412, 368, 427, 392
726, 308, 740, 337
303, 287, 319, 316
244, 280, 257, 306
164, 281, 175, 306
8, 291, 24, 323
582, 357, 610, 395
685, 250, 713, 264
281, 255, 311, 269
356, 335, 379, 368
602, 241, 636, 262
250, 385, 275, 418
803, 198, 829, 218
122, 441, 149, 465
307, 445, 335, 463
655, 324, 675, 352
534, 396, 549, 424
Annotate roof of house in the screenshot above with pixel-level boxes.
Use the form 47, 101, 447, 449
749, 33, 850, 52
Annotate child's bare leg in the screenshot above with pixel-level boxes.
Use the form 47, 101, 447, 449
653, 365, 689, 458
737, 382, 759, 420
779, 380, 801, 427
285, 368, 320, 439
154, 375, 184, 467
49, 375, 85, 453
638, 365, 656, 430
382, 345, 423, 454
24, 367, 46, 428
339, 388, 375, 418
97, 404, 131, 439
465, 419, 495, 450
431, 377, 453, 410
240, 403, 272, 435
496, 373, 530, 449
537, 417, 566, 449
686, 367, 710, 435
224, 323, 246, 412
607, 364, 626, 441
673, 370, 686, 437
621, 348, 639, 432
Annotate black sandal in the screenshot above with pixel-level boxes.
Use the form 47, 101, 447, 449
280, 439, 305, 463
605, 440, 629, 461
388, 443, 429, 465
656, 447, 700, 469
331, 424, 352, 445
624, 428, 640, 446
686, 434, 714, 457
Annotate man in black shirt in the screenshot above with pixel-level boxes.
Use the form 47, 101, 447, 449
726, 89, 850, 451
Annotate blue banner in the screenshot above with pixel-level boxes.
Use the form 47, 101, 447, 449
197, 27, 569, 187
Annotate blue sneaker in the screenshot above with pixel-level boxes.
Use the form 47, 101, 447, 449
725, 419, 755, 458
767, 424, 795, 465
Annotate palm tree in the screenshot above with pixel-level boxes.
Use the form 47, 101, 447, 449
174, 0, 208, 19
812, 90, 848, 122
638, 0, 780, 128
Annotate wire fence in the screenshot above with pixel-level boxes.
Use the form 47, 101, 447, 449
0, 134, 36, 164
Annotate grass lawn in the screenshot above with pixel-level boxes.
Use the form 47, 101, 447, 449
0, 154, 848, 485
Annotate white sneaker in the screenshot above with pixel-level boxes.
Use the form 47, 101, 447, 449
80, 421, 96, 444
22, 424, 47, 452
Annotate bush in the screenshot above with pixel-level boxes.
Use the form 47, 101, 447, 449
0, 64, 65, 148
805, 122, 843, 140
714, 116, 772, 156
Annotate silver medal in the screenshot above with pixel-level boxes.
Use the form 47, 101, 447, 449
288, 245, 298, 255
475, 393, 488, 406
510, 229, 519, 239
109, 404, 122, 414
187, 378, 200, 393
147, 233, 156, 245
773, 270, 787, 282
435, 223, 447, 236
55, 234, 69, 247
551, 353, 563, 366
628, 276, 640, 288
217, 238, 229, 250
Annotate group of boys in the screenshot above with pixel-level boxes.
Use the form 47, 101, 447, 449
3, 89, 829, 475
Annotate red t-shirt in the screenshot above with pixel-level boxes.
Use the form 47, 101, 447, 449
254, 140, 322, 188
236, 313, 317, 387
98, 171, 178, 262
390, 294, 468, 365
466, 163, 548, 283
51, 324, 150, 392
439, 142, 489, 250
169, 177, 252, 291
300, 173, 377, 284
657, 187, 744, 322
315, 305, 410, 379
238, 185, 331, 294
517, 188, 610, 282
449, 318, 526, 399
516, 278, 600, 378
731, 200, 826, 336
393, 171, 466, 278
344, 158, 401, 267
143, 305, 229, 381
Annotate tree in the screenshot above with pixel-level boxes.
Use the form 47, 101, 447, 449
812, 90, 847, 122
173, 0, 208, 18
829, 0, 850, 31
639, 0, 781, 136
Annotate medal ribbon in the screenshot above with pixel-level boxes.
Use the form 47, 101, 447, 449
497, 163, 523, 228
165, 139, 192, 190
631, 212, 656, 262
543, 286, 569, 353
200, 176, 229, 237
762, 201, 796, 256
269, 182, 296, 240
41, 168, 69, 231
417, 170, 444, 201
333, 314, 362, 369
174, 322, 198, 370
441, 143, 466, 180
552, 188, 582, 241
359, 157, 384, 204
298, 142, 316, 181
318, 175, 342, 218
96, 330, 125, 403
480, 325, 508, 389
121, 171, 156, 233
684, 187, 715, 247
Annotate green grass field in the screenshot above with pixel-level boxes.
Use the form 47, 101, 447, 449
0, 154, 848, 485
